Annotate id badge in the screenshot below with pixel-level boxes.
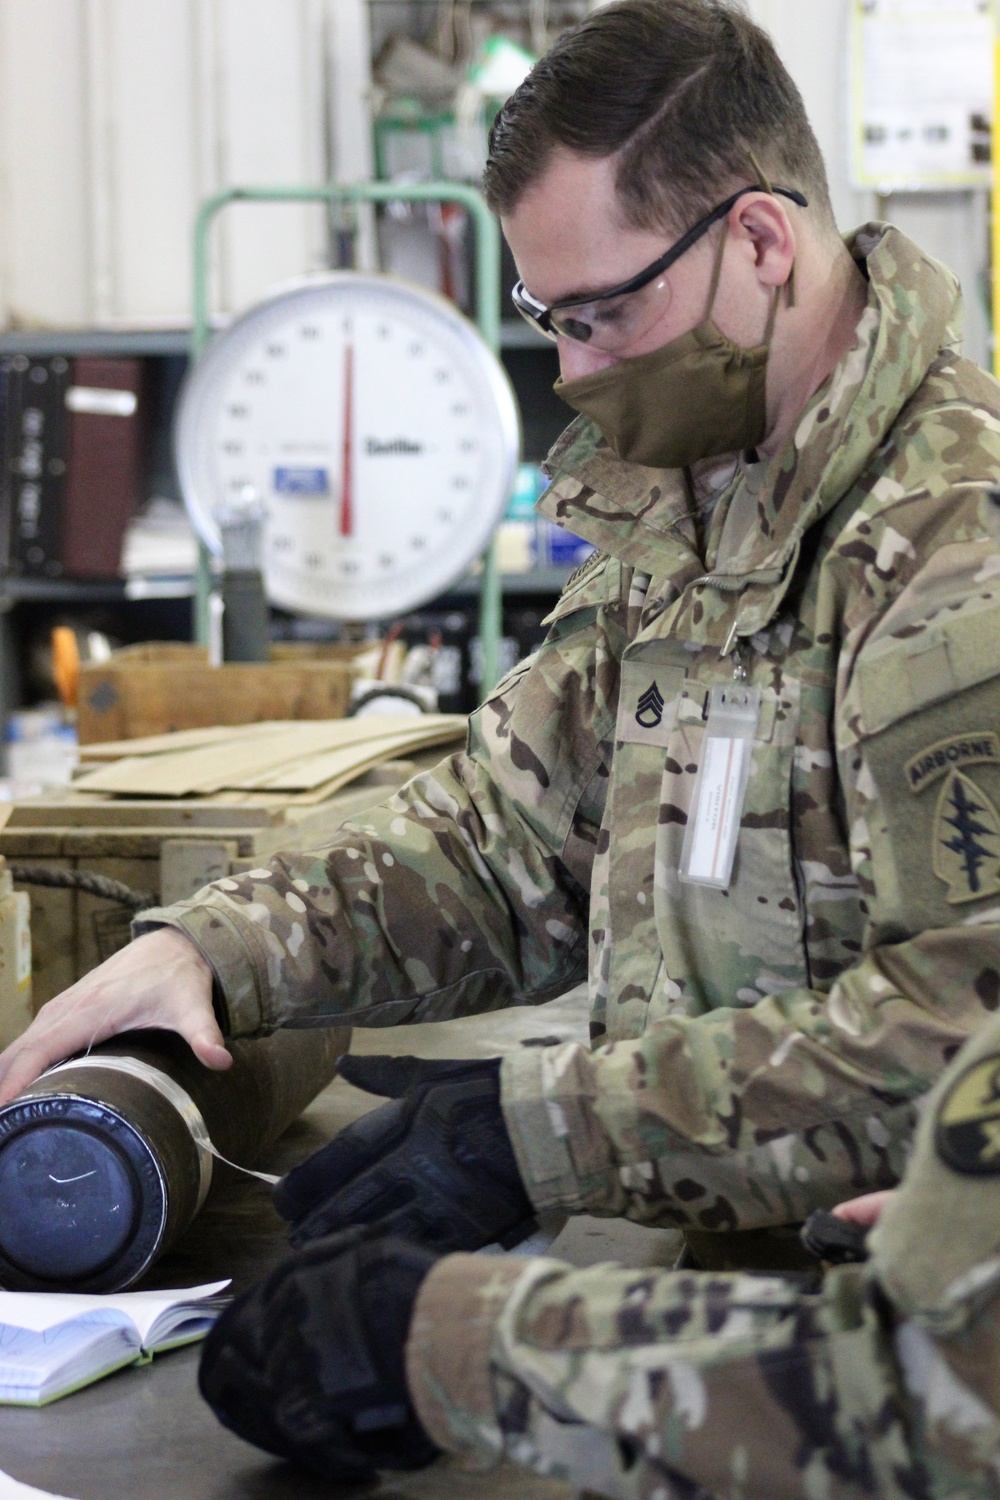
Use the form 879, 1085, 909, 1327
679, 683, 761, 890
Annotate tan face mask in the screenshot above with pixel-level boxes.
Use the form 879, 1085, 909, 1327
554, 226, 780, 470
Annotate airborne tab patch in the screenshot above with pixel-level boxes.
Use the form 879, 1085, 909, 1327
932, 770, 1000, 904
936, 1054, 1000, 1175
906, 732, 1000, 794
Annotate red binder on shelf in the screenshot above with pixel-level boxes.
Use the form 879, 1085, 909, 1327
61, 357, 146, 578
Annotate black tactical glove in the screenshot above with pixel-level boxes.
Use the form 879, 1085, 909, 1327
272, 1054, 536, 1253
198, 1224, 440, 1481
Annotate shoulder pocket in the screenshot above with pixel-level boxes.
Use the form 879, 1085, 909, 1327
846, 599, 1000, 930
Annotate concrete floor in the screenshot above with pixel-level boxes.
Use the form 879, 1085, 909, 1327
0, 988, 681, 1500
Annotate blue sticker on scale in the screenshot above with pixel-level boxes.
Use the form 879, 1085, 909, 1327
274, 467, 330, 495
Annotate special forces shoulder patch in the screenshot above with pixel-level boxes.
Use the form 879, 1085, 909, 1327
936, 1054, 1000, 1175
932, 770, 1000, 905
905, 733, 1000, 905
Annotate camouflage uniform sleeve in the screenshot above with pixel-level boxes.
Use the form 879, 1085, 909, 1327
134, 557, 623, 1037
405, 1014, 1000, 1499
501, 557, 1000, 1229
406, 1252, 923, 1498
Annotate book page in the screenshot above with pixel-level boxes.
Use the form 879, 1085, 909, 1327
0, 1468, 79, 1500
0, 1282, 230, 1344
0, 1323, 138, 1406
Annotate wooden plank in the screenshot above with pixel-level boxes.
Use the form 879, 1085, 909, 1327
6, 799, 291, 830
71, 715, 466, 797
246, 725, 464, 792
77, 659, 352, 742
160, 839, 239, 905
77, 723, 269, 760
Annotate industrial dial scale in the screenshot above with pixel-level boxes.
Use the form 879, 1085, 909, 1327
176, 183, 521, 695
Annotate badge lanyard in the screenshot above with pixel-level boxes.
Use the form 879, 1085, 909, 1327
679, 682, 761, 890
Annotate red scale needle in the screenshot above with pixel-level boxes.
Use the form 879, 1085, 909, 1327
339, 341, 354, 538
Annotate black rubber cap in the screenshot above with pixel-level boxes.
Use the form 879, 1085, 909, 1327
0, 1123, 139, 1280
0, 1094, 168, 1291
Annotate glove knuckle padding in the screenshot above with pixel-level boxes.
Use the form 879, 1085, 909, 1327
273, 1093, 413, 1221
277, 1057, 533, 1253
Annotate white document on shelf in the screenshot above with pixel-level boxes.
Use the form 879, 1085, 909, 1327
0, 1470, 78, 1500
851, 0, 993, 189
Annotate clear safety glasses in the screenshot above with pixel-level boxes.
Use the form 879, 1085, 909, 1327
511, 183, 808, 353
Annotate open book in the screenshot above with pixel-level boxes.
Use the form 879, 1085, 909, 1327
0, 1281, 230, 1406
1, 1467, 79, 1499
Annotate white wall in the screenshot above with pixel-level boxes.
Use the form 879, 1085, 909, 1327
749, 0, 991, 369
0, 0, 373, 328
0, 0, 990, 367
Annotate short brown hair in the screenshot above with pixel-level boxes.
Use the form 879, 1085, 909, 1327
483, 0, 834, 233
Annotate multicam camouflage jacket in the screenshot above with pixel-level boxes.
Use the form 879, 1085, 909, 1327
146, 223, 1000, 1250
405, 1006, 1000, 1500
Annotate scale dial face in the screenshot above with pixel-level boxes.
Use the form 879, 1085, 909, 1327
175, 273, 521, 620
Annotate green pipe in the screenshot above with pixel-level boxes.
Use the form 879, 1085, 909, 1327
190, 181, 506, 697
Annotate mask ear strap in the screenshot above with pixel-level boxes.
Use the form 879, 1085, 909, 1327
704, 221, 730, 318
746, 149, 774, 193
746, 148, 796, 311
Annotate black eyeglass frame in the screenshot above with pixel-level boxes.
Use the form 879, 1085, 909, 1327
511, 183, 809, 342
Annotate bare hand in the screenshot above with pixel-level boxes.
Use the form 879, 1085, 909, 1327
832, 1190, 894, 1227
0, 927, 231, 1106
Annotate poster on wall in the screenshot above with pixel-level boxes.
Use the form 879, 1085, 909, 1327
850, 0, 994, 190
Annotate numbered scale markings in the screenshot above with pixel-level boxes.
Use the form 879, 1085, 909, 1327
176, 273, 521, 620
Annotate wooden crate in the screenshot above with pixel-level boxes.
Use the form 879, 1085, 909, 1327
77, 642, 355, 744
0, 760, 430, 1009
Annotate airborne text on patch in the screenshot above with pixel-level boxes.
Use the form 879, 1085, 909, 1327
906, 732, 1000, 794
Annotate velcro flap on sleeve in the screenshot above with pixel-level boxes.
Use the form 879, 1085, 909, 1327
853, 596, 1000, 739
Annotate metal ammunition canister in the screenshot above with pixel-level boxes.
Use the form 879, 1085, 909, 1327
0, 1024, 348, 1292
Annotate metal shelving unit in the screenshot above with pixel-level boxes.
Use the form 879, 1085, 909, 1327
0, 330, 192, 359
0, 323, 546, 357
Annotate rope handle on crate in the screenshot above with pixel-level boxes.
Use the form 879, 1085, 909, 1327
8, 865, 158, 911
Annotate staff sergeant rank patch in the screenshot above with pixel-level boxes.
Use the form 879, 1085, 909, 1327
905, 733, 1000, 904
936, 1054, 1000, 1175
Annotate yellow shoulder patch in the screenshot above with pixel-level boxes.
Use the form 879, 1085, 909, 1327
936, 1054, 1000, 1175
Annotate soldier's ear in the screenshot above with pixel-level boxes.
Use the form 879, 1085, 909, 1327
729, 194, 795, 292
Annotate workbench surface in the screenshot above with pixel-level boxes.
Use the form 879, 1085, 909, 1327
0, 991, 678, 1500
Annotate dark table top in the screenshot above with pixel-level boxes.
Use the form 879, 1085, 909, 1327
0, 1081, 573, 1500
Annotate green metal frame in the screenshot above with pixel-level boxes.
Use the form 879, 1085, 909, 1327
190, 180, 507, 697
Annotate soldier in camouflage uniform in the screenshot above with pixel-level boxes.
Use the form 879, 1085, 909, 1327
196, 1009, 1000, 1497
1, 0, 1000, 1278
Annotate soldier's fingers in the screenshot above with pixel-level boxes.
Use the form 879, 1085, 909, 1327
186, 1026, 233, 1072
287, 1152, 419, 1248
832, 1189, 894, 1225
336, 1054, 425, 1097
336, 1054, 486, 1098
0, 928, 220, 1104
273, 1096, 411, 1222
